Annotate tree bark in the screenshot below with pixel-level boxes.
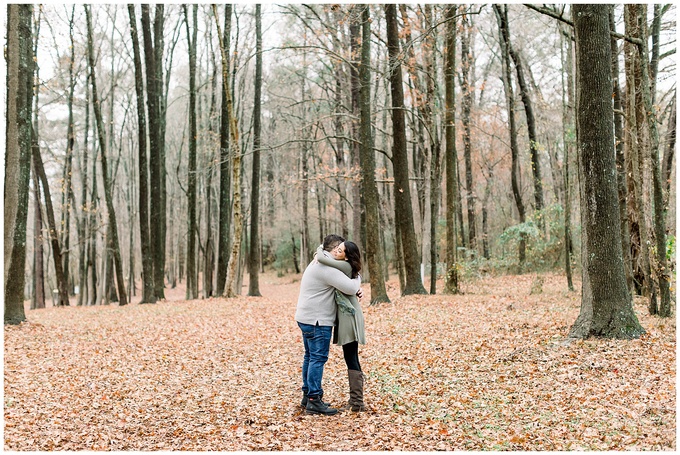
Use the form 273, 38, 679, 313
32, 134, 70, 306
32, 162, 45, 309
5, 4, 34, 324
141, 4, 165, 300
216, 5, 232, 297
358, 5, 389, 305
213, 5, 244, 298
385, 4, 427, 296
248, 4, 262, 297
85, 4, 128, 306
184, 4, 199, 300
444, 5, 460, 295
560, 23, 575, 292
495, 5, 527, 270
424, 4, 443, 295
461, 12, 476, 253
128, 4, 156, 303
661, 94, 676, 208
508, 37, 544, 230
569, 4, 645, 339
610, 9, 633, 294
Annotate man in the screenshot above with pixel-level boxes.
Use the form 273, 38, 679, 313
295, 234, 362, 415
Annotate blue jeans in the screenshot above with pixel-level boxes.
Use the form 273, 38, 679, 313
298, 322, 332, 398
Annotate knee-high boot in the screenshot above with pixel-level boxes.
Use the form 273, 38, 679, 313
347, 369, 366, 412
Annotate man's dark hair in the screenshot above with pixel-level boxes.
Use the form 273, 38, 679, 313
322, 234, 345, 252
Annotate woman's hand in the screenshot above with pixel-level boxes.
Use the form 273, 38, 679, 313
356, 287, 364, 299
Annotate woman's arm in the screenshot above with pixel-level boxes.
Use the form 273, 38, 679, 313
316, 245, 352, 277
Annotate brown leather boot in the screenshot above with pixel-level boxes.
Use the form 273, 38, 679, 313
347, 369, 366, 412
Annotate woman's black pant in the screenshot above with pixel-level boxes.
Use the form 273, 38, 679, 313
342, 341, 361, 371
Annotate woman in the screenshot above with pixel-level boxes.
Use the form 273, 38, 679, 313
316, 241, 366, 412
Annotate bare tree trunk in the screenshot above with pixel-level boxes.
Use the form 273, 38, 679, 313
610, 10, 633, 294
85, 4, 128, 305
216, 5, 232, 297
248, 4, 262, 297
569, 4, 644, 339
444, 5, 460, 295
358, 5, 389, 305
624, 5, 655, 306
141, 4, 165, 300
560, 24, 575, 293
385, 3, 426, 296
508, 34, 544, 231
662, 94, 676, 208
60, 6, 77, 297
32, 134, 69, 306
32, 164, 45, 309
461, 12, 476, 253
213, 5, 244, 298
128, 4, 155, 303
424, 4, 443, 295
495, 5, 527, 271
184, 4, 199, 301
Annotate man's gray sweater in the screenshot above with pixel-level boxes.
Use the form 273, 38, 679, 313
295, 261, 361, 327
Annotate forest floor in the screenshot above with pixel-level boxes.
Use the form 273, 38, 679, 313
4, 272, 676, 451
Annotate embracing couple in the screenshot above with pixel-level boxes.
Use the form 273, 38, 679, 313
294, 234, 367, 416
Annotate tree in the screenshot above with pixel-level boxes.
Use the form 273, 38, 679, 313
85, 4, 128, 305
184, 4, 198, 301
248, 4, 262, 297
385, 4, 426, 296
443, 5, 460, 295
213, 5, 244, 298
507, 17, 545, 232
128, 4, 156, 303
568, 4, 644, 339
461, 12, 476, 253
32, 134, 69, 306
495, 4, 527, 270
215, 5, 232, 297
358, 5, 389, 305
5, 4, 34, 324
141, 4, 165, 300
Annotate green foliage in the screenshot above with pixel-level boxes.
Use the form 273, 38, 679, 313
667, 235, 675, 263
466, 204, 581, 275
273, 237, 299, 277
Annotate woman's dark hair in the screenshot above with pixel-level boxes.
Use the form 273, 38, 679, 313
344, 241, 362, 279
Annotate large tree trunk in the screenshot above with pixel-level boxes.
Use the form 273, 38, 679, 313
358, 5, 389, 305
141, 5, 165, 300
184, 4, 198, 301
5, 4, 34, 324
609, 10, 633, 294
443, 5, 460, 295
569, 4, 645, 339
495, 5, 526, 271
213, 5, 244, 298
248, 4, 262, 297
385, 4, 426, 296
216, 5, 232, 297
85, 4, 128, 306
128, 4, 155, 303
